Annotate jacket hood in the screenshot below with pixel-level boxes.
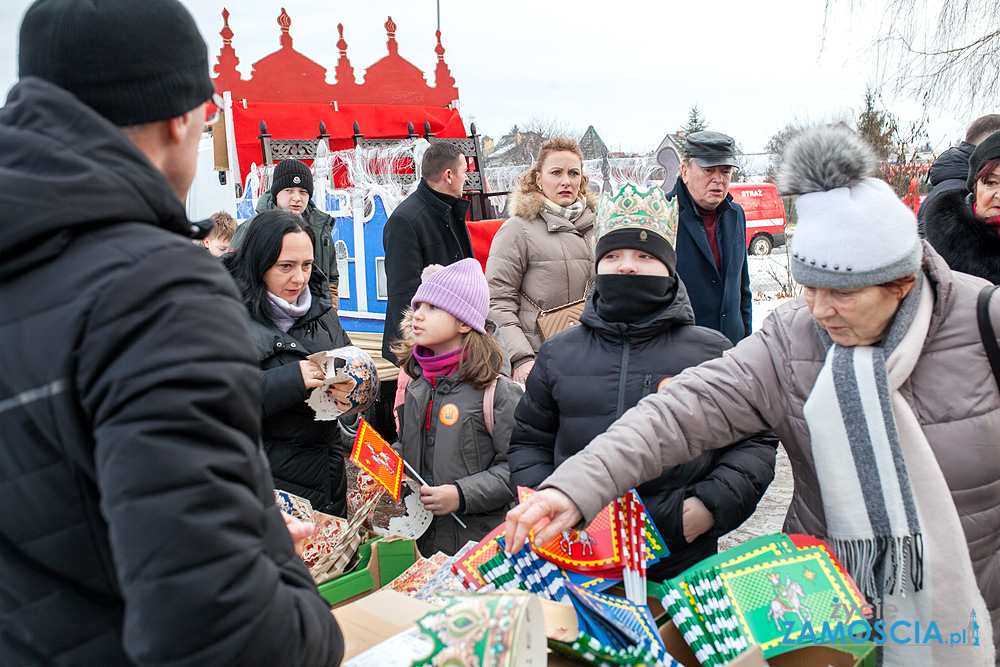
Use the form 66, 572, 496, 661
0, 78, 192, 280
928, 142, 974, 188
579, 277, 697, 341
507, 187, 600, 221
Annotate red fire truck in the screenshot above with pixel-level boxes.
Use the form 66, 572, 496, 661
729, 183, 787, 256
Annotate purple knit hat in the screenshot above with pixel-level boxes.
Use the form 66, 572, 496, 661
411, 258, 489, 333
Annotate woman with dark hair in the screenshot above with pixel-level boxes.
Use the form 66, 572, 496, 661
925, 130, 1000, 284
225, 209, 352, 515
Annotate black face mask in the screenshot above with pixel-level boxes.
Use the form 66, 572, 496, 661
593, 273, 678, 324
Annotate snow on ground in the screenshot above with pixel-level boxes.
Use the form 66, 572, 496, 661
748, 245, 796, 332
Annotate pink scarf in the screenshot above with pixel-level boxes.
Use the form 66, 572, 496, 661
413, 346, 462, 384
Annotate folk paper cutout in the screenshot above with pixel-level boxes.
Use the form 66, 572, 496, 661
273, 489, 372, 584
453, 523, 506, 590
517, 487, 624, 573
720, 548, 867, 657
383, 553, 450, 596
411, 593, 546, 667
657, 534, 869, 663
307, 346, 379, 420
376, 478, 432, 539
566, 582, 669, 660
349, 418, 404, 502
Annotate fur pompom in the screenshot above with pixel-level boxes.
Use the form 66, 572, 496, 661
420, 264, 444, 281
777, 126, 877, 196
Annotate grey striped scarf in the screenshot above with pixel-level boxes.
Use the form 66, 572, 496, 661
803, 278, 924, 601
540, 195, 586, 222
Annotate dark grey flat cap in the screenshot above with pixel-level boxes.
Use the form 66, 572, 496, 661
684, 131, 738, 168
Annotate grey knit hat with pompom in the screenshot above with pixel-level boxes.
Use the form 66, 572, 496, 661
777, 126, 922, 289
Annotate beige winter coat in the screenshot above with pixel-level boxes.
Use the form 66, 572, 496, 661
542, 244, 1000, 653
485, 189, 599, 368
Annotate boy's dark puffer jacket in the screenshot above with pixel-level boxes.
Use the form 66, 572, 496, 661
509, 282, 777, 579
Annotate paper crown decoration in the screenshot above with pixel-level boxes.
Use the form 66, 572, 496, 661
306, 346, 380, 420
595, 183, 679, 248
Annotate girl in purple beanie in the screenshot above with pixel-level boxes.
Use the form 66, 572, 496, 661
391, 258, 522, 555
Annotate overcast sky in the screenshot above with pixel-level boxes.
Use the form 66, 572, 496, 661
0, 0, 976, 155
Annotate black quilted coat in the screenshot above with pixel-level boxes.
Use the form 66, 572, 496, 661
0, 78, 342, 666
508, 282, 778, 580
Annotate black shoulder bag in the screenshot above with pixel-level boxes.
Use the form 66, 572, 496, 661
976, 285, 1000, 391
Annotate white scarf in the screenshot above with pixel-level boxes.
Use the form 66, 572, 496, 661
804, 277, 992, 666
266, 288, 311, 332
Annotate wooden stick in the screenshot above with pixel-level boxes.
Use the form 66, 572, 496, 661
403, 459, 467, 529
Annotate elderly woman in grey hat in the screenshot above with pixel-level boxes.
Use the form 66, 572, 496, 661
507, 126, 1000, 666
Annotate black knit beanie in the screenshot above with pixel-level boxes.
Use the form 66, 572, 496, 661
18, 0, 214, 127
595, 228, 677, 274
968, 130, 1000, 191
271, 159, 314, 199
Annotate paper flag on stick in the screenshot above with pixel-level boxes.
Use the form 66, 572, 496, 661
349, 418, 403, 502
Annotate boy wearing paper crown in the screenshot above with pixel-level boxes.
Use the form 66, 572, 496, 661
508, 184, 778, 579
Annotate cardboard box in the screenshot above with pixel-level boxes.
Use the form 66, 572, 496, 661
332, 590, 439, 662
317, 536, 419, 608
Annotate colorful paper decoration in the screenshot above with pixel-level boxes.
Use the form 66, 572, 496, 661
273, 489, 375, 584
517, 487, 625, 575
349, 418, 404, 502
307, 346, 380, 420
411, 593, 546, 667
655, 533, 870, 663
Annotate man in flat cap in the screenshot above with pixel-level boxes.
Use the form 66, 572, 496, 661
0, 0, 343, 664
669, 131, 752, 344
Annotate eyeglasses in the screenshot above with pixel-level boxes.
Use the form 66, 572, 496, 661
205, 93, 224, 128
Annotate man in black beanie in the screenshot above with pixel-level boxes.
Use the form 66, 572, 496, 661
0, 1, 344, 665
230, 157, 341, 303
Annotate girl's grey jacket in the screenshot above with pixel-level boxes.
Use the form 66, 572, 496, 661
396, 365, 522, 556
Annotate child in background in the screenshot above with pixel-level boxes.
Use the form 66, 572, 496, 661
202, 211, 237, 256
393, 258, 521, 556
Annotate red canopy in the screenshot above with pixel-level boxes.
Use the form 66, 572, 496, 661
230, 100, 467, 187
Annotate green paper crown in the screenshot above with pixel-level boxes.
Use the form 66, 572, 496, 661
596, 183, 679, 248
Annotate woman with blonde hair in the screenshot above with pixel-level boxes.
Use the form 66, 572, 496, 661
486, 138, 599, 383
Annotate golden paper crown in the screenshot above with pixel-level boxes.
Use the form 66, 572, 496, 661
595, 183, 678, 248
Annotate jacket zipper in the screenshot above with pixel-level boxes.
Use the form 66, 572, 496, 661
641, 373, 653, 398
616, 331, 630, 419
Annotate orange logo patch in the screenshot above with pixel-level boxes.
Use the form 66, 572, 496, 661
439, 403, 460, 426
657, 376, 674, 392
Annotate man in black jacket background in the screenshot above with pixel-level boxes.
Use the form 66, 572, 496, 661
0, 1, 343, 665
670, 131, 753, 345
917, 114, 1000, 237
382, 142, 474, 364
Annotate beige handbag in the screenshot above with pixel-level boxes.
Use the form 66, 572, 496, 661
520, 282, 591, 341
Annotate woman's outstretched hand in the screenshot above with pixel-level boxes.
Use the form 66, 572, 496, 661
504, 488, 582, 553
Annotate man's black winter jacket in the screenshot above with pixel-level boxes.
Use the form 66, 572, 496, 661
382, 179, 473, 364
671, 180, 752, 345
0, 78, 342, 666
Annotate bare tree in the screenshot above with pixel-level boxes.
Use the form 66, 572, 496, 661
486, 115, 581, 167
855, 87, 930, 197
825, 0, 1000, 111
